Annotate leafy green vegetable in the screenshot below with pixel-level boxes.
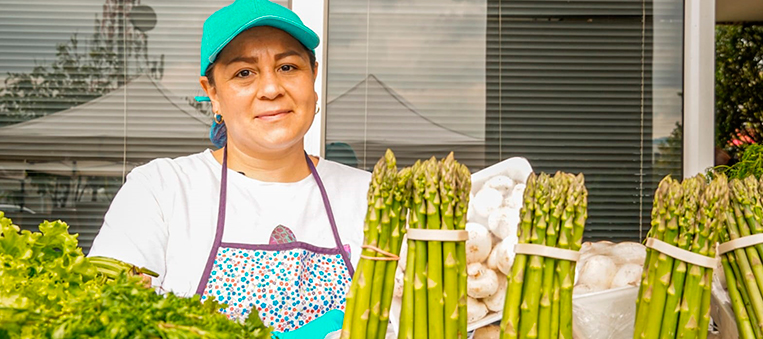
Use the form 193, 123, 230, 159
712, 144, 763, 180
0, 212, 271, 339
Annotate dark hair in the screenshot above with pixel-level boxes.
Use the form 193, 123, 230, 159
205, 43, 316, 86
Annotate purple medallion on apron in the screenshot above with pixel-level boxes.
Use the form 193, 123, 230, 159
196, 147, 355, 332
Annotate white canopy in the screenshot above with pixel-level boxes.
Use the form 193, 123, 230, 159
0, 75, 212, 176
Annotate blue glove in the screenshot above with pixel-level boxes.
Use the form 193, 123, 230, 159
272, 309, 344, 339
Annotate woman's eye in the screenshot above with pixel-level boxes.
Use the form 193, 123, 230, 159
279, 65, 295, 72
236, 70, 252, 77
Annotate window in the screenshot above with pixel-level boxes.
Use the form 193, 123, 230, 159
0, 0, 288, 252
325, 0, 684, 240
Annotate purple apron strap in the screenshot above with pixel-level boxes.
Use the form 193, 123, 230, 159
195, 146, 229, 295
195, 147, 354, 295
305, 152, 355, 276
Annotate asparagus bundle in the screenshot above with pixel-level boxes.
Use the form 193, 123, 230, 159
719, 175, 763, 339
342, 149, 411, 339
499, 172, 588, 339
398, 153, 472, 339
632, 174, 728, 339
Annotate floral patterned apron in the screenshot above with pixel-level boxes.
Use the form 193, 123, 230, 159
195, 147, 355, 332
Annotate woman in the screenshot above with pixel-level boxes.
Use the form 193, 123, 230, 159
89, 0, 370, 336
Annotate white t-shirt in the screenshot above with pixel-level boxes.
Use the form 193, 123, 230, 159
89, 149, 371, 297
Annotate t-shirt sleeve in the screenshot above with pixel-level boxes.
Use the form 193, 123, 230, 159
88, 167, 169, 285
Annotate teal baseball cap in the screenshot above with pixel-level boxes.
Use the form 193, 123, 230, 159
195, 0, 319, 103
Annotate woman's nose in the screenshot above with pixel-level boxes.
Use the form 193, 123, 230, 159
256, 69, 285, 100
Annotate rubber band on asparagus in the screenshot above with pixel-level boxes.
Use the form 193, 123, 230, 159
360, 245, 400, 261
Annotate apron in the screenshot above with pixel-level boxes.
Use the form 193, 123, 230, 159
195, 147, 355, 332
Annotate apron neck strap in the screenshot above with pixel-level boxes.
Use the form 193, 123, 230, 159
304, 152, 354, 276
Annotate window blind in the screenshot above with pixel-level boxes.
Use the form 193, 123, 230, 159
0, 0, 289, 252
325, 0, 684, 241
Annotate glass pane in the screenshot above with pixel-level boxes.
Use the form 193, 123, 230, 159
0, 0, 288, 252
325, 0, 488, 170
325, 0, 684, 241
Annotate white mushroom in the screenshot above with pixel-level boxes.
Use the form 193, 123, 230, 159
610, 263, 643, 289
488, 207, 521, 240
467, 263, 499, 298
576, 255, 617, 291
473, 188, 504, 219
505, 184, 526, 209
466, 222, 492, 264
487, 238, 514, 276
486, 244, 500, 271
484, 175, 515, 196
609, 241, 647, 266
474, 325, 501, 339
483, 273, 507, 312
394, 268, 405, 298
467, 297, 489, 323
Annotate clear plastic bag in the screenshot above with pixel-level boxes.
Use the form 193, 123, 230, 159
572, 286, 639, 339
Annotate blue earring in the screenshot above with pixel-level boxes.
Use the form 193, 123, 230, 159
214, 114, 223, 124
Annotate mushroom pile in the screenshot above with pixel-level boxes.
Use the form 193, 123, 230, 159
462, 158, 533, 324
573, 240, 647, 295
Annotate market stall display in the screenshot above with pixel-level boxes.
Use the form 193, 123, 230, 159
0, 213, 271, 338
498, 172, 589, 339
633, 174, 728, 339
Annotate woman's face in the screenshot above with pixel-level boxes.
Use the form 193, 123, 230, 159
201, 26, 318, 153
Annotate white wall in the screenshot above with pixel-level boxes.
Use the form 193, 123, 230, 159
291, 0, 327, 157
683, 0, 716, 177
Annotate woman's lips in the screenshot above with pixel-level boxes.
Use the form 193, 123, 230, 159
256, 110, 290, 121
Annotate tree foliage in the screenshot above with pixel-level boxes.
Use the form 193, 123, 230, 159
716, 24, 763, 159
0, 12, 163, 126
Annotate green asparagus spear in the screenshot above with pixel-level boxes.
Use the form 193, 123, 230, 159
519, 173, 551, 339
366, 175, 396, 337
342, 154, 389, 339
658, 176, 704, 339
642, 179, 683, 339
440, 154, 460, 339
550, 271, 561, 339
676, 177, 725, 339
697, 177, 727, 339
501, 173, 537, 339
559, 174, 587, 339
722, 250, 757, 339
378, 167, 412, 339
456, 162, 471, 338
350, 151, 396, 339
538, 173, 568, 339
421, 158, 445, 339
634, 176, 673, 337
729, 246, 763, 339
412, 162, 429, 339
